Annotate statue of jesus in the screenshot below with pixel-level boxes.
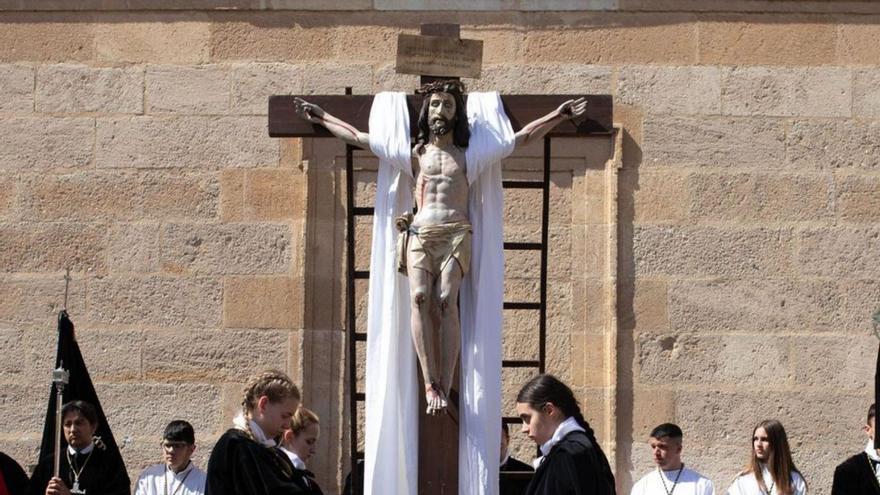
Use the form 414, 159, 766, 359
294, 81, 586, 415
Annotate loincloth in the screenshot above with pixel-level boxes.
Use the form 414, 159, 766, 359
396, 214, 472, 277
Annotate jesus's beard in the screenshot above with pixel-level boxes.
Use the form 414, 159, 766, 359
430, 117, 452, 136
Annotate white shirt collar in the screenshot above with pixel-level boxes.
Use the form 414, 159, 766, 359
233, 412, 276, 447
67, 442, 94, 456
168, 461, 194, 478
865, 440, 880, 462
280, 447, 306, 470
532, 417, 585, 468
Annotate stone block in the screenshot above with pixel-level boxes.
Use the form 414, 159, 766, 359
631, 279, 667, 332
36, 64, 143, 114
87, 276, 223, 327
19, 170, 219, 221
74, 327, 144, 381
0, 117, 93, 170
461, 27, 524, 65
669, 278, 842, 335
0, 275, 87, 327
99, 382, 222, 437
96, 116, 277, 169
838, 23, 880, 65
837, 173, 880, 223
0, 174, 15, 220
642, 116, 785, 168
0, 384, 44, 434
545, 330, 573, 381
373, 63, 420, 92
721, 67, 851, 117
106, 223, 161, 274
582, 334, 607, 387
243, 168, 304, 221
95, 18, 211, 64
467, 64, 612, 94
786, 119, 880, 170
0, 329, 23, 380
0, 222, 106, 273
631, 387, 675, 440
220, 169, 245, 222
796, 227, 880, 277
161, 223, 291, 275
143, 328, 289, 381
302, 63, 373, 95
637, 333, 789, 386
572, 277, 605, 332
330, 24, 403, 62
633, 226, 794, 277
522, 15, 697, 64
791, 335, 875, 391
699, 20, 835, 65
224, 275, 300, 329
853, 68, 880, 118
617, 65, 721, 115
0, 16, 94, 62
375, 0, 617, 9
146, 65, 229, 114
687, 171, 832, 223
840, 280, 880, 335
211, 18, 335, 62
0, 64, 33, 112
502, 328, 540, 362
621, 169, 688, 225
231, 63, 302, 115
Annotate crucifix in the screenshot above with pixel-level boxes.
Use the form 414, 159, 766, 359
269, 23, 612, 495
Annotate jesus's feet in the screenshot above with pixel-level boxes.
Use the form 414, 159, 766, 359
425, 382, 448, 415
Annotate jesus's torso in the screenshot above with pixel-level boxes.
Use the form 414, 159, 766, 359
413, 143, 469, 227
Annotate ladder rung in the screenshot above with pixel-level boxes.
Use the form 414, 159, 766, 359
353, 207, 374, 216
504, 242, 541, 251
354, 332, 367, 342
502, 416, 523, 425
502, 360, 541, 368
354, 270, 370, 279
355, 392, 365, 401
504, 302, 540, 310
503, 180, 544, 189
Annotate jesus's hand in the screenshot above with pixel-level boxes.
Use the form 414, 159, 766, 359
294, 97, 325, 124
557, 97, 587, 120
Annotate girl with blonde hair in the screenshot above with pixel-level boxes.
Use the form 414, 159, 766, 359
205, 370, 306, 495
280, 406, 323, 494
727, 419, 807, 495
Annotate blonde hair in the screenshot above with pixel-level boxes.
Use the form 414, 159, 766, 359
241, 370, 301, 440
290, 406, 320, 434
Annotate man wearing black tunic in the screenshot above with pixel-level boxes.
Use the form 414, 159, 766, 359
500, 422, 533, 495
27, 401, 129, 495
832, 403, 880, 495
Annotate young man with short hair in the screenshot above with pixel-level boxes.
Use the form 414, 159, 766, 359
499, 421, 532, 495
27, 400, 129, 495
831, 403, 880, 495
631, 423, 714, 495
135, 420, 206, 495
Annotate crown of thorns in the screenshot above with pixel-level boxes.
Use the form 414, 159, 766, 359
416, 79, 466, 95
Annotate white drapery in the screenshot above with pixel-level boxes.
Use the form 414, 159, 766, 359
364, 91, 514, 495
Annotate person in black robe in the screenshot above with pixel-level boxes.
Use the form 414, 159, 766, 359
500, 421, 533, 495
27, 401, 129, 495
832, 403, 880, 495
0, 452, 29, 495
205, 369, 311, 495
515, 374, 616, 495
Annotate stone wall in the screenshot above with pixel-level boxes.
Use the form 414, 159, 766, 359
1, 3, 879, 495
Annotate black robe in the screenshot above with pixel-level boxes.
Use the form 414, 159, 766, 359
27, 446, 129, 495
206, 429, 317, 495
832, 452, 880, 495
0, 452, 28, 495
500, 456, 534, 495
524, 431, 616, 495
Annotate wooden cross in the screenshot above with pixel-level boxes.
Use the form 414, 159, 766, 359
268, 23, 613, 495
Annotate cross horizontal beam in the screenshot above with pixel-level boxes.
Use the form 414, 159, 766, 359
268, 94, 613, 138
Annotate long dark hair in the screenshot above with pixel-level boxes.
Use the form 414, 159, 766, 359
415, 80, 470, 154
744, 419, 805, 495
517, 374, 616, 491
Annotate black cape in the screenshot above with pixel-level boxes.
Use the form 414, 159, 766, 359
206, 429, 317, 495
524, 431, 616, 495
27, 446, 129, 495
832, 452, 880, 495
500, 456, 534, 495
0, 453, 28, 495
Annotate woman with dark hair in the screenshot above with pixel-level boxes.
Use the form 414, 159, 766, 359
515, 374, 616, 495
726, 419, 807, 495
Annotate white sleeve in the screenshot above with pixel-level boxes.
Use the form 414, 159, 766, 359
793, 473, 807, 495
133, 472, 149, 495
702, 478, 717, 495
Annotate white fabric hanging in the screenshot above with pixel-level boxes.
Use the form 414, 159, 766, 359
364, 91, 513, 495
364, 91, 418, 495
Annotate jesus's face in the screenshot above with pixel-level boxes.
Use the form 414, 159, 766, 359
428, 92, 457, 136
